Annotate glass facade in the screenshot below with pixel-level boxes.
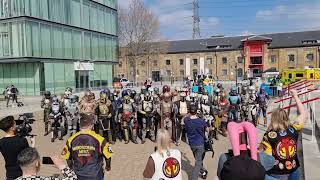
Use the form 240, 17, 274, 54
0, 20, 118, 61
0, 0, 118, 95
0, 0, 117, 35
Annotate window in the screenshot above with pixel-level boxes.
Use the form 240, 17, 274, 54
237, 68, 243, 77
72, 30, 82, 59
98, 35, 106, 60
84, 32, 91, 59
193, 59, 198, 65
83, 0, 91, 29
288, 54, 295, 62
166, 70, 171, 76
1, 32, 9, 56
179, 59, 184, 65
166, 60, 171, 65
141, 61, 146, 66
90, 3, 98, 30
70, 0, 81, 27
52, 26, 63, 58
91, 34, 99, 60
40, 24, 52, 57
180, 70, 184, 76
222, 57, 228, 64
237, 57, 243, 63
207, 58, 212, 64
222, 69, 228, 75
64, 28, 72, 59
306, 53, 314, 61
208, 69, 213, 75
270, 55, 277, 63
296, 73, 304, 78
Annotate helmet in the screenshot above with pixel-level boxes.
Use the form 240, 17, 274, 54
65, 87, 73, 92
249, 86, 255, 92
126, 89, 132, 97
109, 93, 115, 101
100, 92, 107, 100
122, 90, 129, 97
123, 95, 131, 104
189, 93, 197, 102
154, 87, 160, 95
203, 89, 209, 96
44, 91, 51, 97
214, 88, 221, 94
131, 90, 137, 99
52, 95, 59, 103
175, 87, 181, 92
134, 94, 141, 103
69, 95, 77, 104
141, 86, 147, 94
180, 92, 186, 101
217, 83, 222, 89
162, 85, 170, 93
198, 84, 204, 94
100, 88, 110, 96
149, 87, 154, 93
84, 89, 91, 97
241, 85, 248, 94
231, 86, 237, 92
144, 92, 151, 101
220, 91, 227, 100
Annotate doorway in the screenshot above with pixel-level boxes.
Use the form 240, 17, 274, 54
152, 71, 160, 82
75, 70, 89, 89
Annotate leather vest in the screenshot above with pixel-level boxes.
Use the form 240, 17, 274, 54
179, 101, 188, 115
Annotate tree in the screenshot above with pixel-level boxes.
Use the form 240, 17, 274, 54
118, 0, 166, 85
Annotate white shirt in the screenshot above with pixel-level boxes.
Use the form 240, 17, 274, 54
150, 149, 182, 180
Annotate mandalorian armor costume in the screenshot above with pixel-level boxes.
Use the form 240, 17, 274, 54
240, 85, 250, 121
119, 90, 138, 144
228, 86, 241, 122
140, 92, 155, 143
64, 95, 79, 137
96, 92, 113, 143
79, 90, 96, 115
49, 96, 64, 142
248, 86, 258, 126
41, 91, 52, 136
256, 87, 269, 126
218, 91, 229, 137
161, 92, 174, 138
173, 91, 188, 146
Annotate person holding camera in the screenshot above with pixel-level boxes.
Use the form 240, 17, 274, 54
143, 129, 182, 180
16, 147, 77, 180
184, 104, 210, 180
0, 116, 35, 180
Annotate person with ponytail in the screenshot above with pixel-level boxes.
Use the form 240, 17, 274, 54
143, 129, 182, 180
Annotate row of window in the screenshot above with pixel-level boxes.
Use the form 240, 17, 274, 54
0, 20, 118, 61
270, 53, 315, 63
161, 68, 243, 77
164, 57, 244, 66
0, 0, 117, 35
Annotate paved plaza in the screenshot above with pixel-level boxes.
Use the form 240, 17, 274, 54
0, 88, 319, 179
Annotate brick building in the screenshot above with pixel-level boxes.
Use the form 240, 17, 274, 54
114, 30, 320, 83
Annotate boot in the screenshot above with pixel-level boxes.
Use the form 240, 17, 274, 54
257, 117, 261, 126
264, 118, 267, 127
213, 129, 219, 140
221, 122, 228, 137
107, 131, 114, 144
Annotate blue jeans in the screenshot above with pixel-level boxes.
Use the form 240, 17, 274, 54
190, 145, 206, 180
269, 168, 300, 180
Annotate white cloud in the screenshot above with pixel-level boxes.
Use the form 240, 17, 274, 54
255, 3, 320, 31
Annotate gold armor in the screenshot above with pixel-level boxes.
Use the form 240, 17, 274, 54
80, 99, 96, 114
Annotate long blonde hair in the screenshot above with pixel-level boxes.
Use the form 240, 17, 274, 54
156, 129, 171, 157
267, 108, 290, 132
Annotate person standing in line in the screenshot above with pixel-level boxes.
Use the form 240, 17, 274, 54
261, 89, 306, 180
143, 129, 182, 180
0, 116, 35, 180
61, 114, 113, 180
184, 104, 210, 180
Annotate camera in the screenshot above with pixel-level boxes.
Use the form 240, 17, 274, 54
15, 113, 35, 137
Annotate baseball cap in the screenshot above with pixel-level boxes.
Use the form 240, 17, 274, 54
221, 156, 265, 180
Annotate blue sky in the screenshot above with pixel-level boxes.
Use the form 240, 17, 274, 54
118, 0, 320, 40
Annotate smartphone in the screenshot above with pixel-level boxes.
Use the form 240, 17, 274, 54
42, 157, 54, 165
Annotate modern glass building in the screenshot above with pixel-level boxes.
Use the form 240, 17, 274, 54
0, 0, 118, 95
